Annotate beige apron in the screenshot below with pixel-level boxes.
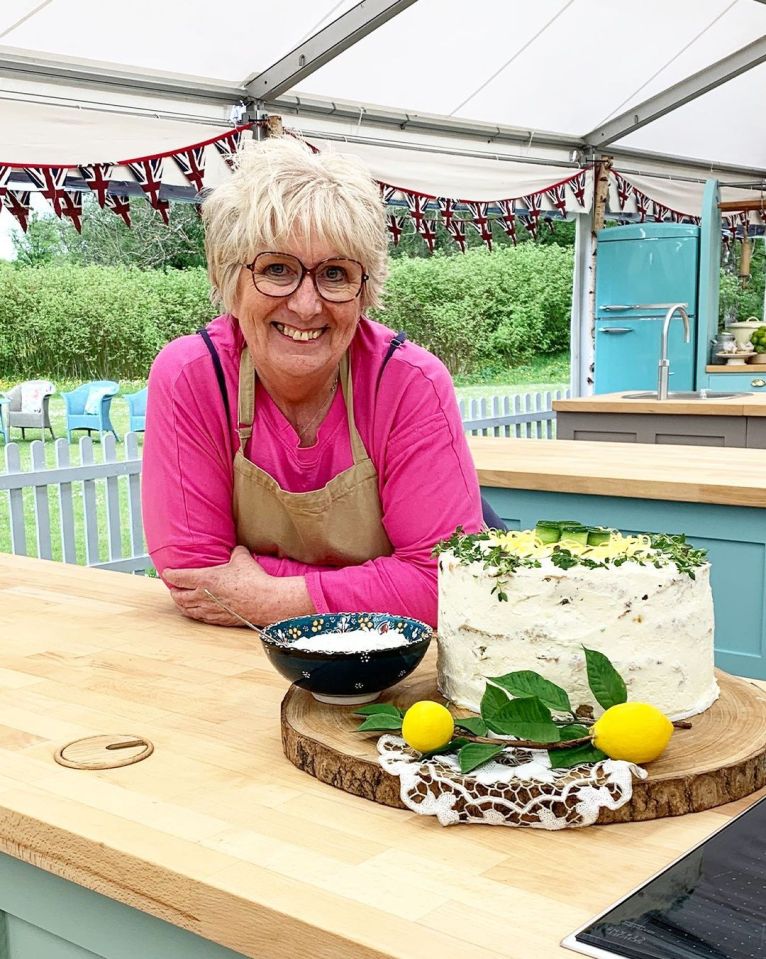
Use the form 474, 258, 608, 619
232, 348, 394, 567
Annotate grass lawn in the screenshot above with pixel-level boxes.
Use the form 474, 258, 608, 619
0, 354, 569, 567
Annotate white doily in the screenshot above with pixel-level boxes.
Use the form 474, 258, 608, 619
377, 735, 647, 829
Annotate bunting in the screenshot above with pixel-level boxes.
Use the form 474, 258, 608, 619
520, 192, 543, 237
437, 197, 458, 229
6, 190, 31, 232
386, 213, 405, 246
568, 170, 587, 207
0, 165, 10, 213
126, 158, 170, 224
544, 183, 567, 216
465, 201, 493, 250
445, 215, 467, 252
634, 191, 651, 222
173, 146, 206, 193
380, 183, 400, 205
497, 199, 517, 246
79, 163, 114, 207
614, 172, 634, 211
60, 191, 83, 232
651, 200, 669, 222
24, 166, 68, 218
214, 128, 245, 170
106, 193, 131, 228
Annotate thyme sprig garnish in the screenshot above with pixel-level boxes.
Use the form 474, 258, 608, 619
433, 525, 707, 602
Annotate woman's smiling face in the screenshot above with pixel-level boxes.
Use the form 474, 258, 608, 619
234, 236, 363, 389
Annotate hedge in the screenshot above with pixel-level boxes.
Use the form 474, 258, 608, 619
0, 245, 574, 379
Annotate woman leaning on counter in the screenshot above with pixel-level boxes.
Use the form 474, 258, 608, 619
141, 137, 483, 628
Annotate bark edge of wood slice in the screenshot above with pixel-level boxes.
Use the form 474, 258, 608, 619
281, 664, 766, 824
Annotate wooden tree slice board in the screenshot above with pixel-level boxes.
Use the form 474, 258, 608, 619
281, 654, 766, 824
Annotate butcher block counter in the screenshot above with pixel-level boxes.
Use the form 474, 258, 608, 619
469, 436, 766, 680
0, 552, 764, 959
553, 391, 766, 447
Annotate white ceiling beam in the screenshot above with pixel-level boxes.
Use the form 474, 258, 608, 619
0, 46, 245, 103
585, 34, 766, 148
245, 0, 417, 101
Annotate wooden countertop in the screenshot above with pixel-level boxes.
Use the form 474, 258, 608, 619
553, 390, 766, 416
469, 436, 766, 508
1, 554, 764, 959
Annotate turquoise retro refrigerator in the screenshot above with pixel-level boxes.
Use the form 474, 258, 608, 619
594, 223, 700, 394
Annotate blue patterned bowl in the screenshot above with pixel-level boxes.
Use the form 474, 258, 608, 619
260, 612, 432, 704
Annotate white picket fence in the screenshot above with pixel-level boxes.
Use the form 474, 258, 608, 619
0, 389, 568, 573
0, 433, 149, 573
459, 388, 570, 438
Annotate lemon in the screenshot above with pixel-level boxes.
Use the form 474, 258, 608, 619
591, 702, 673, 764
401, 701, 455, 753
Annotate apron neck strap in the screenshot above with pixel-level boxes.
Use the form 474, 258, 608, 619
236, 348, 368, 462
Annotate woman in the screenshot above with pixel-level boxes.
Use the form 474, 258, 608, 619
142, 136, 483, 628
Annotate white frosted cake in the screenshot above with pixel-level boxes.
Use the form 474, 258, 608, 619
436, 524, 719, 721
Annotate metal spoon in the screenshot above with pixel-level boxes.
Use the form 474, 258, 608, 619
203, 589, 271, 641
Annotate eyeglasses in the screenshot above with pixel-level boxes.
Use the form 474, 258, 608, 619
245, 252, 369, 304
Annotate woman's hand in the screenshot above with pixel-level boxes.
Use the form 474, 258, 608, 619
163, 545, 273, 626
163, 545, 315, 626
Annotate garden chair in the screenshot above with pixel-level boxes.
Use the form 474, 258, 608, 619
6, 380, 57, 440
124, 387, 148, 433
62, 381, 120, 442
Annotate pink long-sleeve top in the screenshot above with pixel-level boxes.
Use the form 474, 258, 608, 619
142, 313, 484, 626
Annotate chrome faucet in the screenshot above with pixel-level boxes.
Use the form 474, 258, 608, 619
658, 303, 690, 400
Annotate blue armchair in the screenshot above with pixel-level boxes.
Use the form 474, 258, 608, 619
62, 381, 120, 442
124, 387, 148, 433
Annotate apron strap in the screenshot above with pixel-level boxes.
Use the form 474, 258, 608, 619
197, 328, 231, 425
237, 349, 256, 447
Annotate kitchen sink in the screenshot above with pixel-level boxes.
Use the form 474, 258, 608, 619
621, 390, 749, 400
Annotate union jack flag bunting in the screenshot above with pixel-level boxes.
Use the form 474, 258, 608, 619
465, 201, 492, 250
6, 191, 32, 232
568, 170, 587, 207
405, 192, 431, 228
614, 173, 634, 211
379, 183, 400, 205
652, 200, 669, 222
634, 191, 651, 222
544, 183, 567, 216
61, 191, 83, 232
445, 215, 467, 252
518, 192, 543, 239
214, 129, 245, 170
0, 165, 10, 211
79, 164, 114, 207
127, 158, 170, 224
386, 214, 406, 246
173, 146, 206, 193
497, 199, 517, 245
437, 197, 457, 229
418, 217, 438, 252
24, 166, 68, 218
106, 193, 131, 228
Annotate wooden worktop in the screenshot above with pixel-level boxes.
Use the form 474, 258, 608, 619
1, 554, 764, 959
554, 390, 766, 416
468, 436, 766, 508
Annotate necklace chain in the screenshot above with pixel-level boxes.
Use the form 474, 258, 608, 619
294, 372, 339, 441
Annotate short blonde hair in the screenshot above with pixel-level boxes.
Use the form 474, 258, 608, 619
201, 136, 388, 313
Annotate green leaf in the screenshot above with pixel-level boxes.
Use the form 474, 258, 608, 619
420, 737, 470, 760
356, 714, 403, 733
480, 686, 560, 743
583, 647, 628, 710
454, 716, 489, 736
489, 670, 572, 713
353, 703, 402, 718
548, 744, 607, 769
458, 743, 506, 774
558, 724, 590, 741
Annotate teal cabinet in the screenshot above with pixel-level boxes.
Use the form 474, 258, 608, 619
0, 853, 248, 958
481, 486, 766, 681
703, 373, 766, 391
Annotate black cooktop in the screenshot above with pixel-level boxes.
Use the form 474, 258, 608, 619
562, 795, 766, 959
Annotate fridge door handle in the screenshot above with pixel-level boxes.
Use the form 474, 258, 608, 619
601, 303, 685, 312
599, 327, 634, 334
601, 305, 638, 311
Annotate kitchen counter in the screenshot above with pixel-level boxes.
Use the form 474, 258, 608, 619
470, 437, 766, 679
469, 435, 766, 507
553, 390, 766, 416
0, 553, 764, 959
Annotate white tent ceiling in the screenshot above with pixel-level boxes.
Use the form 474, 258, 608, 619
1, 0, 766, 210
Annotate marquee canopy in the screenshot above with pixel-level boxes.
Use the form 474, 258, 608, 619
1, 0, 766, 217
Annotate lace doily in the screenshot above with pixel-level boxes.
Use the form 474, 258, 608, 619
377, 735, 646, 829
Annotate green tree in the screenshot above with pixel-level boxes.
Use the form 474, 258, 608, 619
11, 195, 206, 271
